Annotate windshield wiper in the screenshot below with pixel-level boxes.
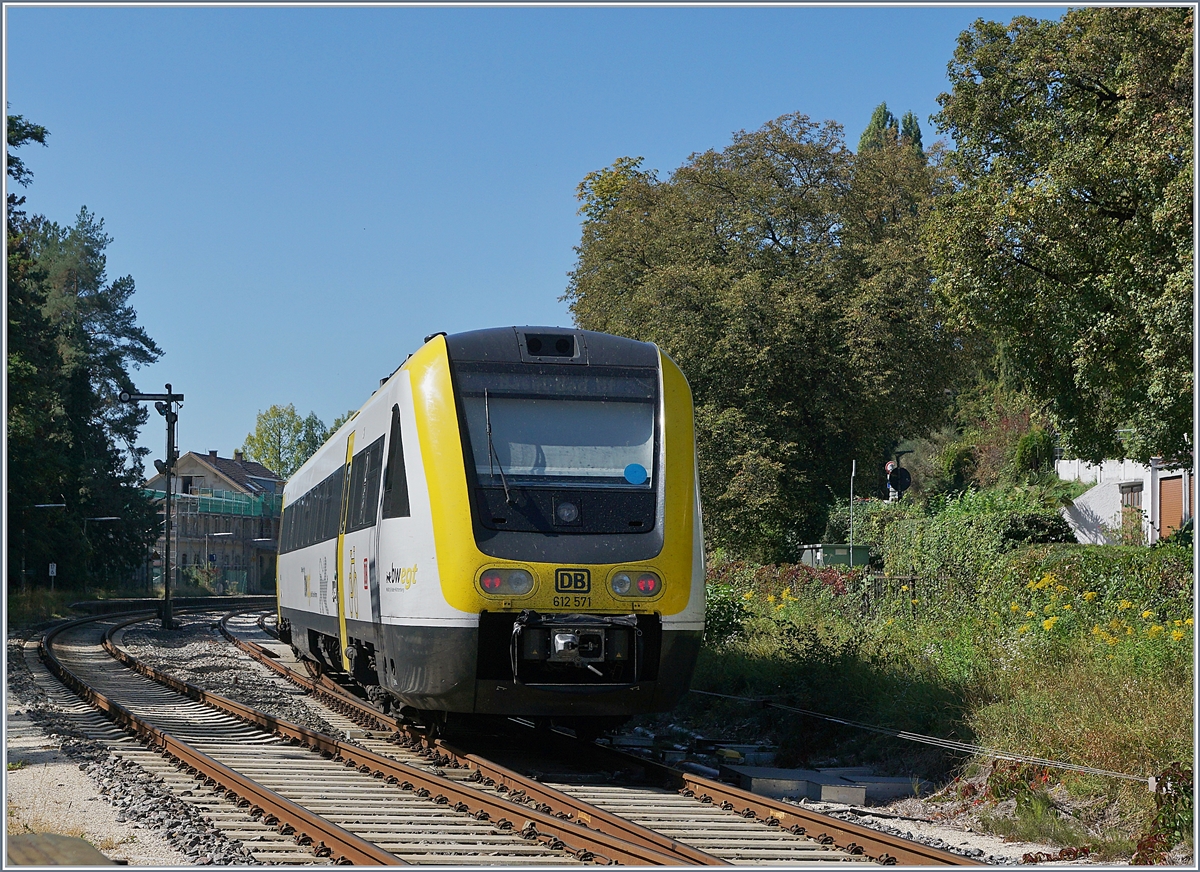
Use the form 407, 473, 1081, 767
484, 389, 512, 505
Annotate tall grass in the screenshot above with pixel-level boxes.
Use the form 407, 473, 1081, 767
688, 544, 1194, 843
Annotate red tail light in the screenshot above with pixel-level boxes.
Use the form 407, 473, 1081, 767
481, 573, 503, 592
636, 573, 659, 594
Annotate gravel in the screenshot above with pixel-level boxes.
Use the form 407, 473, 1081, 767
6, 631, 258, 865
117, 615, 340, 736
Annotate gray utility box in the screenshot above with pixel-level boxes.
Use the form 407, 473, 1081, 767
798, 543, 870, 568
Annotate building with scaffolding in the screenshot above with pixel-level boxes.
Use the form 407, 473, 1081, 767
142, 450, 285, 594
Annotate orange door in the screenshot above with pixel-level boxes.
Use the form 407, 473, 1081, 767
1159, 476, 1183, 538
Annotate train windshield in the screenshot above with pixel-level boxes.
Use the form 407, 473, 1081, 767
454, 363, 657, 487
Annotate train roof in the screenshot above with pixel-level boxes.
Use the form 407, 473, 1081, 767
442, 326, 658, 369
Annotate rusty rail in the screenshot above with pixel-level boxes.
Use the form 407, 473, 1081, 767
227, 609, 980, 866
40, 614, 403, 865
221, 611, 724, 863
98, 613, 690, 866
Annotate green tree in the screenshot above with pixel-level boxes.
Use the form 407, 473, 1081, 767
328, 410, 356, 436
899, 111, 923, 158
241, 404, 328, 478
927, 8, 1193, 463
858, 102, 898, 153
6, 111, 48, 187
566, 113, 959, 560
7, 114, 161, 590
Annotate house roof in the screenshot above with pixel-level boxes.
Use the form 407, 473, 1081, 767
143, 451, 286, 495
192, 451, 285, 493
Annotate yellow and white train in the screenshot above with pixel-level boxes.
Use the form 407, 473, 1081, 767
276, 327, 704, 735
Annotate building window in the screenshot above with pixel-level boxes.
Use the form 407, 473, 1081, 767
1120, 483, 1143, 509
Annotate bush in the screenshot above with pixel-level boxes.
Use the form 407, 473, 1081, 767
1013, 427, 1054, 474
704, 582, 749, 645
881, 488, 1076, 582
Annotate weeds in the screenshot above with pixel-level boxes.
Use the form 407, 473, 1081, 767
695, 547, 1194, 857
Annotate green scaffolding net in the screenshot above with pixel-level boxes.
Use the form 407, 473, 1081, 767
144, 488, 283, 518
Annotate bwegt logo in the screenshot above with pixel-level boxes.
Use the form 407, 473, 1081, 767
555, 568, 591, 593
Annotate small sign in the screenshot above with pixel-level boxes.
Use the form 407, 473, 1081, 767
555, 568, 591, 593
48, 563, 57, 577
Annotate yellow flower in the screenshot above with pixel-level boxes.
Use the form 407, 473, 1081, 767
1172, 630, 1186, 642
775, 603, 785, 611
1187, 618, 1195, 627
901, 584, 909, 592
1043, 616, 1059, 631
742, 591, 754, 600
1044, 605, 1054, 614
1055, 584, 1068, 593
911, 598, 918, 605
1119, 600, 1132, 610
1010, 603, 1020, 613
781, 587, 792, 599
885, 618, 894, 626
1109, 619, 1123, 631
1141, 610, 1154, 619
1062, 604, 1072, 611
1148, 625, 1164, 638
1026, 611, 1036, 618
1174, 620, 1183, 627
766, 594, 776, 604
1017, 624, 1030, 634
1126, 627, 1133, 635
1083, 591, 1097, 602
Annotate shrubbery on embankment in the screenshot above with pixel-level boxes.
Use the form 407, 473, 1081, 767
687, 536, 1193, 854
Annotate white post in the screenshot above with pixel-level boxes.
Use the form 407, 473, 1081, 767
849, 460, 856, 568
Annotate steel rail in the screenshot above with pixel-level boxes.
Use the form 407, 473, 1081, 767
221, 611, 727, 864
40, 614, 403, 865
101, 613, 688, 866
229, 609, 980, 866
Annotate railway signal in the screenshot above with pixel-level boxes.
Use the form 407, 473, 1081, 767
121, 384, 184, 629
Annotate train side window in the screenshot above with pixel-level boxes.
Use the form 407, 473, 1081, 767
280, 506, 291, 553
325, 467, 344, 540
347, 436, 385, 532
382, 404, 411, 519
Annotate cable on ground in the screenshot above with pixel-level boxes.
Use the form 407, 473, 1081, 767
689, 688, 1149, 785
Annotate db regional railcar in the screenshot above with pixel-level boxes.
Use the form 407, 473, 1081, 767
275, 326, 704, 737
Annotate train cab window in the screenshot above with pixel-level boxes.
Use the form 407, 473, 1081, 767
346, 435, 385, 532
453, 362, 658, 488
382, 404, 411, 519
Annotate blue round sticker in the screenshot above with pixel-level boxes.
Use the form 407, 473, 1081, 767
624, 463, 648, 485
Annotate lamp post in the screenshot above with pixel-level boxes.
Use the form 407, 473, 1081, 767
119, 384, 184, 629
21, 502, 66, 595
83, 516, 121, 595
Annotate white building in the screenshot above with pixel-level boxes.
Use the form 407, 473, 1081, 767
1057, 457, 1194, 545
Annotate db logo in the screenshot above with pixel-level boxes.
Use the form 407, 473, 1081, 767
555, 568, 591, 593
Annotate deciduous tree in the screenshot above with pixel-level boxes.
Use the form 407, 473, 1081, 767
241, 404, 328, 478
566, 113, 959, 560
927, 7, 1193, 463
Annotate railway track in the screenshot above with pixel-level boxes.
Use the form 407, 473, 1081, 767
218, 609, 976, 867
26, 607, 979, 865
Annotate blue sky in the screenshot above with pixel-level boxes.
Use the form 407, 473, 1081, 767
5, 4, 1065, 471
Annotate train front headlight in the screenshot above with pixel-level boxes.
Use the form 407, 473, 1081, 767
479, 568, 534, 596
610, 570, 660, 597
